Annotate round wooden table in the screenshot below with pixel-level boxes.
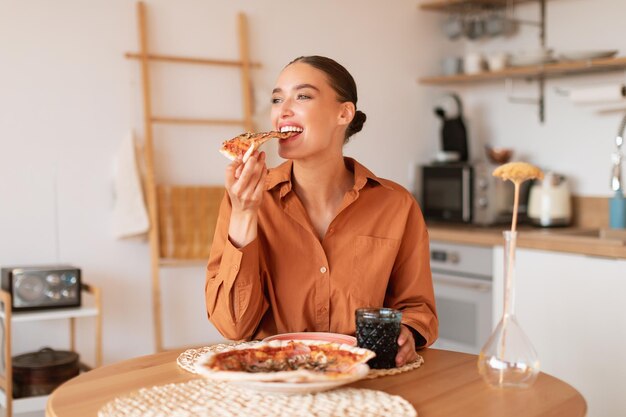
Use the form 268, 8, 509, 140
46, 348, 586, 417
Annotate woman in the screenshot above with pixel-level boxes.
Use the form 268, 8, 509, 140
206, 56, 437, 366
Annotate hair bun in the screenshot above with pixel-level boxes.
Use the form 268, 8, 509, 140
346, 110, 367, 140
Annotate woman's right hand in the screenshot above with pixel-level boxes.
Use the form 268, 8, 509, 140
225, 151, 267, 247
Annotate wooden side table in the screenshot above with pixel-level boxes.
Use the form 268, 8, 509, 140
0, 284, 102, 417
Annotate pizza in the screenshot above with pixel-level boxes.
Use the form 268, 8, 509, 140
219, 131, 296, 162
194, 340, 375, 383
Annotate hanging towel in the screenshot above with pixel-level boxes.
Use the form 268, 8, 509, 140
112, 132, 150, 239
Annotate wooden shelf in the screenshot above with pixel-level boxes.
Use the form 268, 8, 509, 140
0, 305, 98, 323
0, 285, 102, 417
0, 393, 47, 414
419, 0, 537, 12
419, 56, 626, 84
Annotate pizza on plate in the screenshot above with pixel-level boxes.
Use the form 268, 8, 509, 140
194, 340, 375, 383
219, 131, 297, 162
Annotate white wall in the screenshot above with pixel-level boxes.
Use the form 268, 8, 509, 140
0, 0, 445, 364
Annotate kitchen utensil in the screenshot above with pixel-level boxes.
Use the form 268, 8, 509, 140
442, 15, 464, 40
484, 11, 517, 37
434, 93, 469, 162
485, 145, 513, 164
527, 172, 572, 227
558, 50, 618, 61
486, 53, 509, 72
464, 15, 485, 40
442, 56, 463, 76
464, 52, 486, 74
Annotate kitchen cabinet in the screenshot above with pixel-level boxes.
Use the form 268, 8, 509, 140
0, 284, 102, 417
492, 247, 626, 417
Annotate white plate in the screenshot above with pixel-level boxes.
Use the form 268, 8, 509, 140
231, 364, 369, 395
557, 50, 618, 61
194, 340, 374, 394
263, 332, 357, 346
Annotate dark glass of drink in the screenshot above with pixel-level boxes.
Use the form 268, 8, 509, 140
355, 308, 402, 369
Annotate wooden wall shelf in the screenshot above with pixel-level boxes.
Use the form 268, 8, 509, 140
419, 0, 538, 12
419, 56, 626, 85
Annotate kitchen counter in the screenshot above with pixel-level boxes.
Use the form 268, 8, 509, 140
427, 223, 626, 259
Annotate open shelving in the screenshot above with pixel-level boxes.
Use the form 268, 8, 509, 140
419, 56, 626, 84
0, 284, 102, 417
419, 0, 538, 12
417, 0, 626, 122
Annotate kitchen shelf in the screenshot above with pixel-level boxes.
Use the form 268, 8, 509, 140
0, 306, 99, 323
0, 284, 102, 417
419, 0, 538, 12
419, 56, 626, 84
0, 393, 47, 414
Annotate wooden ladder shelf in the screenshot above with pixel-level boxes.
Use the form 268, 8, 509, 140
125, 1, 260, 352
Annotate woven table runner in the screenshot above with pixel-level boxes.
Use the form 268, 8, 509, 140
177, 342, 424, 379
98, 378, 417, 417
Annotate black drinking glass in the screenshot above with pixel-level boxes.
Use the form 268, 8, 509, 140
355, 308, 402, 369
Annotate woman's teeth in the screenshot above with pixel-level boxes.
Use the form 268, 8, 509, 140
280, 126, 303, 133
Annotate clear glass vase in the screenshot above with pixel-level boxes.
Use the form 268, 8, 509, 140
477, 231, 540, 388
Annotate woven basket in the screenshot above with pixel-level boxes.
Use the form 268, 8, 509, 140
156, 185, 224, 259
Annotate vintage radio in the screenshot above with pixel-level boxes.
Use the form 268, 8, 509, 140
1, 265, 81, 311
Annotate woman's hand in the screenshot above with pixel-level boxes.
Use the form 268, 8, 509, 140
225, 151, 267, 247
396, 325, 418, 367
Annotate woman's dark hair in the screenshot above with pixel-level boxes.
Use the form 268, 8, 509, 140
288, 56, 367, 143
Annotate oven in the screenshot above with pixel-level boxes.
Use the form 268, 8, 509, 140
430, 240, 493, 354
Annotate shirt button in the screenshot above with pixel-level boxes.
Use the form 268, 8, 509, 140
233, 265, 239, 271
328, 228, 334, 234
320, 266, 327, 273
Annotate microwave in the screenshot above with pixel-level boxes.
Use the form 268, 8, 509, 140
420, 163, 528, 225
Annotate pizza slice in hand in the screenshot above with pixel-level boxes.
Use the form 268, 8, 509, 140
219, 131, 297, 163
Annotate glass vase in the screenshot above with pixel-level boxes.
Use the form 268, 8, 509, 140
477, 231, 540, 388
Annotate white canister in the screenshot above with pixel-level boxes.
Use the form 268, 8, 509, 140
487, 53, 509, 72
464, 53, 485, 74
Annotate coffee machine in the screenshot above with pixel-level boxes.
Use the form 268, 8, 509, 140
433, 93, 469, 163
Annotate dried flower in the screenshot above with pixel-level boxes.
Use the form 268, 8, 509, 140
493, 162, 544, 232
493, 162, 544, 184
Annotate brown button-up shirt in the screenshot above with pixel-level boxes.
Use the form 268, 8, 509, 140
205, 158, 438, 346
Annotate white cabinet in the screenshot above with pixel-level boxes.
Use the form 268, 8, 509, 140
492, 247, 626, 417
0, 284, 102, 417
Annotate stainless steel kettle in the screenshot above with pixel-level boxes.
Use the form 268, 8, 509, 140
527, 172, 572, 227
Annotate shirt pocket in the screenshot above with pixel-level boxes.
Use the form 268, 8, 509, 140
350, 235, 400, 306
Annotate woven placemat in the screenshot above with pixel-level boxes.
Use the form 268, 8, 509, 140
177, 343, 424, 379
98, 378, 417, 417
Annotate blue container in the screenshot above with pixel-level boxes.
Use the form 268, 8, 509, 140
609, 190, 626, 229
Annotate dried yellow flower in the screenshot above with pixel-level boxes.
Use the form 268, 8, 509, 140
493, 162, 544, 184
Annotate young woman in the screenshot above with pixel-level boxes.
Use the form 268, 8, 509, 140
206, 56, 437, 366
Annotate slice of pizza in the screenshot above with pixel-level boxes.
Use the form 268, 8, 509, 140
219, 131, 297, 163
194, 340, 375, 383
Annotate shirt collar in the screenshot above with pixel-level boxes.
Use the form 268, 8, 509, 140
265, 157, 393, 197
